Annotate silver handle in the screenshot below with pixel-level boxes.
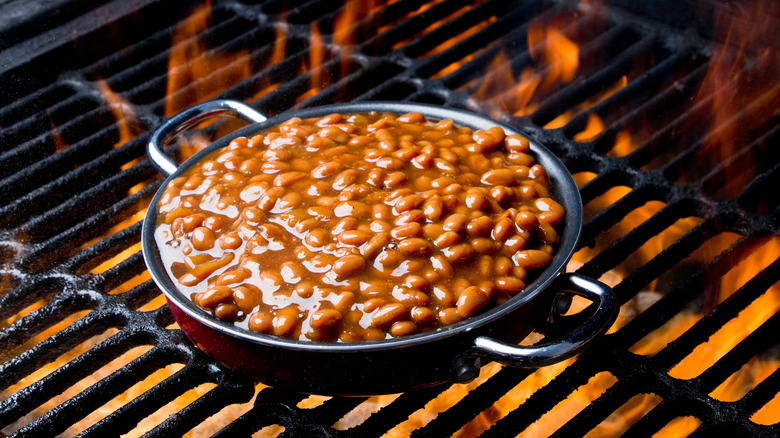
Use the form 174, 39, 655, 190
452, 273, 618, 383
147, 99, 268, 176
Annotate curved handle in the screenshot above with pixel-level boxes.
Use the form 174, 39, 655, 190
147, 99, 268, 176
452, 273, 618, 383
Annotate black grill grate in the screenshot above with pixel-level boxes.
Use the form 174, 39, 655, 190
1, 0, 779, 436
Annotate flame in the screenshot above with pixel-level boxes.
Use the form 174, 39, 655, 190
164, 1, 252, 117
669, 237, 780, 379
527, 24, 578, 89
97, 79, 138, 149
573, 113, 605, 142
49, 119, 69, 153
608, 130, 640, 157
296, 22, 331, 104
470, 7, 584, 119
687, 0, 780, 188
543, 75, 627, 131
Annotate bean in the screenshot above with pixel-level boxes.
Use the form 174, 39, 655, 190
481, 168, 515, 186
263, 148, 292, 162
363, 232, 390, 259
467, 216, 494, 236
366, 168, 385, 186
334, 201, 370, 218
338, 229, 372, 246
338, 183, 370, 201
514, 210, 539, 232
273, 307, 300, 337
217, 268, 251, 286
332, 217, 358, 235
395, 194, 424, 212
191, 227, 216, 251
197, 286, 233, 308
431, 254, 454, 278
280, 261, 305, 283
295, 281, 315, 298
457, 286, 490, 318
503, 235, 527, 255
312, 161, 343, 178
422, 197, 444, 221
249, 310, 274, 333
495, 276, 526, 294
257, 187, 285, 211
494, 256, 513, 276
434, 231, 461, 249
371, 303, 408, 328
370, 220, 393, 233
376, 249, 404, 269
471, 237, 496, 254
398, 237, 433, 257
506, 134, 530, 152
277, 192, 303, 211
311, 308, 343, 330
390, 321, 417, 337
233, 285, 262, 313
398, 112, 424, 123
391, 222, 423, 239
333, 169, 359, 189
394, 209, 425, 226
438, 307, 462, 326
534, 198, 565, 227
333, 254, 367, 279
431, 176, 456, 188
423, 223, 444, 240
443, 243, 474, 264
536, 218, 560, 245
443, 213, 468, 232
512, 250, 552, 270
492, 217, 515, 241
402, 274, 429, 291
464, 188, 489, 211
219, 232, 242, 250
507, 153, 535, 166
411, 306, 435, 325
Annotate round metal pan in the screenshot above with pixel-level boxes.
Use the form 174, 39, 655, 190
141, 99, 617, 396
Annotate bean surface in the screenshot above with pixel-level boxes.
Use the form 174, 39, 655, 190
156, 111, 563, 342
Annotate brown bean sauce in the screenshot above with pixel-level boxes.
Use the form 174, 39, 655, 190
155, 112, 565, 342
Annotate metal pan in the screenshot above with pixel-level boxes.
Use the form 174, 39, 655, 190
141, 99, 617, 396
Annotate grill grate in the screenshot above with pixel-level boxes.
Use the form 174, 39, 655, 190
1, 0, 779, 436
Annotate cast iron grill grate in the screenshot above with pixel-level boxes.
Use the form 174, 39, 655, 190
1, 0, 779, 436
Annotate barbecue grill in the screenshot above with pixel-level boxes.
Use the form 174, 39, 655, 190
1, 0, 779, 436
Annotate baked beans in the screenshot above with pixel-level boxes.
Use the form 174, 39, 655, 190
155, 111, 565, 342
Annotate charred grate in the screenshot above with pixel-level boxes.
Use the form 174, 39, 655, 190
1, 0, 779, 436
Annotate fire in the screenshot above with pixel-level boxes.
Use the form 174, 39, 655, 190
607, 129, 639, 157
573, 113, 605, 142
527, 23, 578, 89
97, 79, 139, 150
686, 0, 780, 189
470, 9, 582, 119
164, 1, 252, 117
296, 22, 331, 104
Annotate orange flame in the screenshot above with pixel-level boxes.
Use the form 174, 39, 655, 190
471, 8, 584, 119
528, 23, 579, 89
690, 0, 780, 187
165, 1, 252, 117
97, 79, 139, 149
573, 113, 605, 142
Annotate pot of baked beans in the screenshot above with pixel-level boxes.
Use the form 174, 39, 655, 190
142, 99, 617, 396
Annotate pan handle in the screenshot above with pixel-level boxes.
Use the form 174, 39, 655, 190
451, 273, 618, 383
147, 99, 268, 176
